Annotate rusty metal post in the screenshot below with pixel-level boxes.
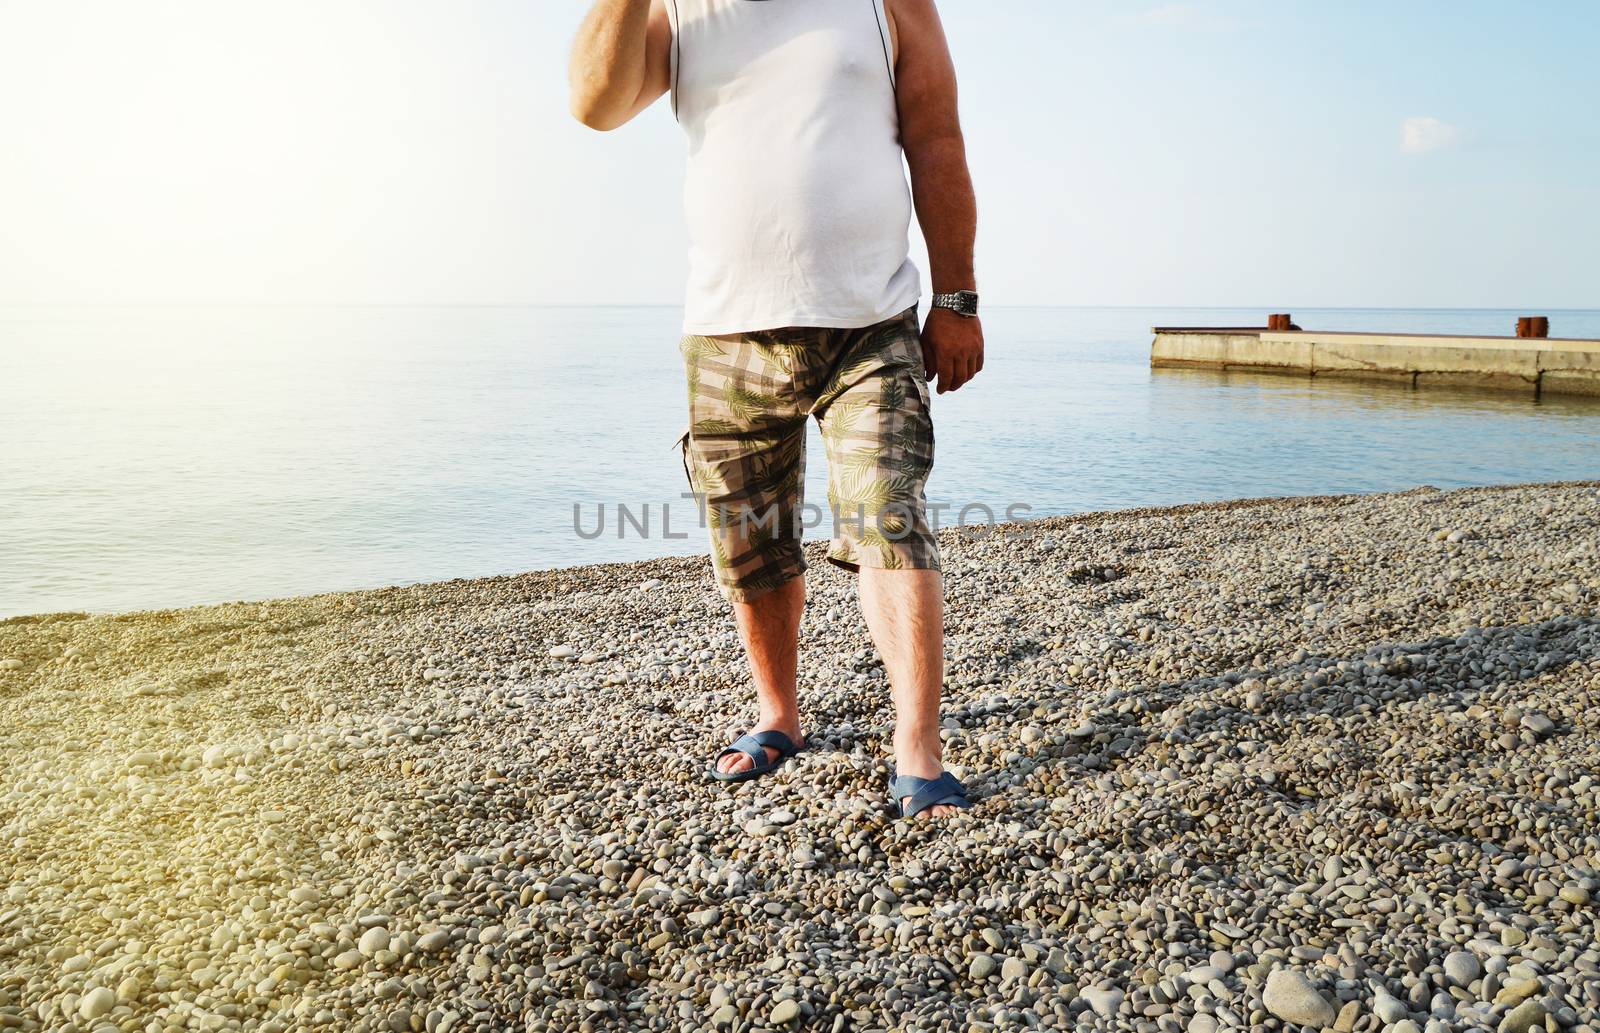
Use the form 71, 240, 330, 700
1531, 316, 1549, 338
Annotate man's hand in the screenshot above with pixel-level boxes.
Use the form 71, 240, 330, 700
921, 308, 984, 393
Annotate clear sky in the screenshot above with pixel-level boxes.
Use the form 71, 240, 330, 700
1, 1, 1595, 308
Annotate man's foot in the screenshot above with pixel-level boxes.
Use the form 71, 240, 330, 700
892, 748, 964, 819
714, 722, 804, 777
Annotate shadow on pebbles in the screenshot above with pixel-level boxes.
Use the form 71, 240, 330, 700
2, 482, 1599, 1033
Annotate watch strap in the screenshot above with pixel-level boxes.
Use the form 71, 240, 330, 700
930, 290, 979, 316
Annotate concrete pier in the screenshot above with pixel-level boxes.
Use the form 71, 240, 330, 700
1151, 327, 1600, 397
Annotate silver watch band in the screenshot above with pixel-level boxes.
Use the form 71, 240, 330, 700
930, 290, 979, 317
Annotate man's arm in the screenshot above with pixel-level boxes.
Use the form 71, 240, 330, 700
888, 0, 982, 393
569, 0, 671, 131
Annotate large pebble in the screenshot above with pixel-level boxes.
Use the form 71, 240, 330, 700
1083, 987, 1124, 1019
1443, 950, 1481, 987
77, 987, 115, 1021
359, 927, 390, 956
1373, 991, 1408, 1023
1263, 968, 1335, 1027
1499, 999, 1547, 1033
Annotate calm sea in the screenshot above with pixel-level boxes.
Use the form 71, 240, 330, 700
3, 306, 1598, 618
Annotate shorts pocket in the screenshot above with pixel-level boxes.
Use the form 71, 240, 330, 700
673, 425, 693, 492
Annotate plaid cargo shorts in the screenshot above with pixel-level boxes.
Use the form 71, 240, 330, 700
678, 306, 941, 601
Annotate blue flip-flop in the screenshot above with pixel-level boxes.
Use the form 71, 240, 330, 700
709, 729, 802, 783
888, 770, 973, 818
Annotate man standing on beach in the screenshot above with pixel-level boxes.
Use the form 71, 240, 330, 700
569, 0, 982, 818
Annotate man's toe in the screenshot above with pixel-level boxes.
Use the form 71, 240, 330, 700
717, 744, 779, 774
899, 799, 959, 819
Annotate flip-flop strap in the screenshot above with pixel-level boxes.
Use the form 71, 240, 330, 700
748, 729, 798, 758
717, 730, 797, 770
717, 733, 772, 769
892, 772, 971, 817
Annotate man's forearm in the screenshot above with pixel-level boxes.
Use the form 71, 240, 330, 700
907, 137, 977, 293
569, 0, 654, 129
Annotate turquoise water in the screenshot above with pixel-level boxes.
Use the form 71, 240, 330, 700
3, 306, 1598, 617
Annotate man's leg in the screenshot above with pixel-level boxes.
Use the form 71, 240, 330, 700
857, 568, 958, 817
811, 310, 957, 815
680, 329, 815, 775
716, 576, 807, 774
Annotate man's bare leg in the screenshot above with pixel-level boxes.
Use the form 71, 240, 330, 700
858, 567, 958, 818
715, 575, 806, 775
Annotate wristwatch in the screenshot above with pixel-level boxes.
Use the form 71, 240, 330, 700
930, 289, 979, 318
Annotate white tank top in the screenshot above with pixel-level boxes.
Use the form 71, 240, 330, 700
666, 0, 921, 335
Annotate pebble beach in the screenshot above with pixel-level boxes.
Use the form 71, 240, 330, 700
3, 481, 1599, 1033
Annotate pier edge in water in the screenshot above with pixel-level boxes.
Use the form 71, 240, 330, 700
1153, 322, 1600, 397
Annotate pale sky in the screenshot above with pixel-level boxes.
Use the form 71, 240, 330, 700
1, 0, 1595, 308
